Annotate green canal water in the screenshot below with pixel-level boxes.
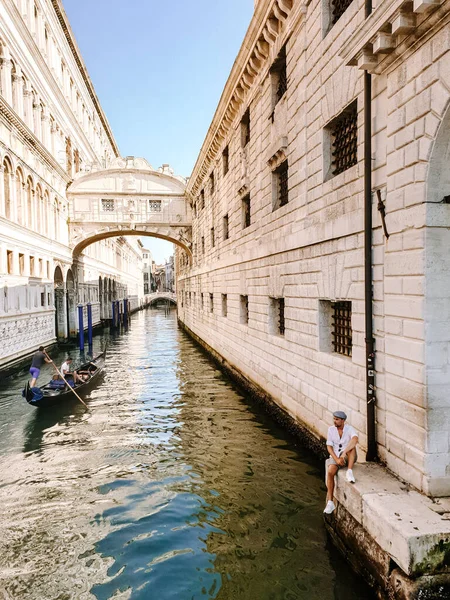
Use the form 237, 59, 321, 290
0, 308, 374, 599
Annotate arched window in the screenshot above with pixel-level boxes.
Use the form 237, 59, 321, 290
53, 198, 59, 241
43, 190, 50, 237
3, 157, 12, 220
10, 60, 16, 111
15, 168, 24, 225
26, 176, 34, 228
35, 184, 43, 230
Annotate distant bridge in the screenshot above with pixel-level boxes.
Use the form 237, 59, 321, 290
145, 292, 177, 306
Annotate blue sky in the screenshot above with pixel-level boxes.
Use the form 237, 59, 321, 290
64, 0, 254, 263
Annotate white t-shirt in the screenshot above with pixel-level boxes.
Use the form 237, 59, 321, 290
61, 361, 71, 375
326, 424, 358, 457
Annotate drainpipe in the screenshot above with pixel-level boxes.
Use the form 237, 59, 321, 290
364, 0, 377, 461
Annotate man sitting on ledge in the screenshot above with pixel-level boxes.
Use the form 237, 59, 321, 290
324, 410, 358, 515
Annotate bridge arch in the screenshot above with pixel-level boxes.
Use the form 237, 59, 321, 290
67, 157, 192, 260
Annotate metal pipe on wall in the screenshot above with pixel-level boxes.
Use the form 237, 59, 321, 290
364, 0, 377, 461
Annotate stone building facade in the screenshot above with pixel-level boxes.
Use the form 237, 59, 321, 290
178, 0, 450, 502
0, 0, 143, 371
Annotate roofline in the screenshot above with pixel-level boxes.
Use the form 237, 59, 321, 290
51, 0, 120, 157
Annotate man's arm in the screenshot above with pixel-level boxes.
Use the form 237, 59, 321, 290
342, 435, 358, 457
327, 444, 340, 463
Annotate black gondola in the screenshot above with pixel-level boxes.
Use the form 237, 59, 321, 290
22, 351, 106, 408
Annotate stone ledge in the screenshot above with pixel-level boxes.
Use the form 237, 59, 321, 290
332, 463, 450, 577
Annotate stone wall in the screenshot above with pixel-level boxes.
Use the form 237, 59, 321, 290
178, 0, 450, 496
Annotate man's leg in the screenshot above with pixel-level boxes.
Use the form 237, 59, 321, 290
326, 464, 339, 502
347, 448, 357, 470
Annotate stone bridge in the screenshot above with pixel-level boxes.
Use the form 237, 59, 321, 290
145, 292, 177, 306
67, 157, 192, 258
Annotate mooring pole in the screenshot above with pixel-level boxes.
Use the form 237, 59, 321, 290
124, 298, 128, 323
87, 302, 93, 349
112, 301, 116, 328
78, 304, 85, 351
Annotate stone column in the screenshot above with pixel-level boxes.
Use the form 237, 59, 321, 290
0, 49, 13, 105
33, 95, 42, 140
12, 65, 24, 118
0, 163, 5, 218
41, 106, 50, 148
55, 285, 68, 340
23, 82, 33, 129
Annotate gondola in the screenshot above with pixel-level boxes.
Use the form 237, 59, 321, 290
22, 351, 106, 408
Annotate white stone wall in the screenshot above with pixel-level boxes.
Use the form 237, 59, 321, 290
179, 0, 450, 495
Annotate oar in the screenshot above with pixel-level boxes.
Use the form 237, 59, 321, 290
44, 352, 88, 408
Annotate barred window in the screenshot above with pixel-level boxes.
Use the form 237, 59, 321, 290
332, 301, 352, 357
223, 214, 229, 240
202, 236, 205, 254
273, 160, 289, 211
240, 295, 249, 325
201, 292, 204, 309
211, 227, 215, 248
209, 293, 214, 313
148, 200, 162, 212
200, 189, 205, 209
241, 109, 250, 148
222, 293, 227, 317
223, 146, 229, 176
270, 297, 285, 335
210, 171, 215, 195
332, 0, 354, 25
330, 101, 357, 177
271, 45, 287, 109
101, 199, 115, 212
242, 194, 251, 229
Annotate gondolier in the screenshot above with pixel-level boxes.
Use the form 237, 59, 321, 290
29, 346, 52, 387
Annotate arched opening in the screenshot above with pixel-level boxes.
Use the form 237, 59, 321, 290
26, 176, 33, 228
3, 157, 12, 220
66, 268, 77, 338
54, 265, 67, 341
15, 167, 24, 225
424, 99, 450, 496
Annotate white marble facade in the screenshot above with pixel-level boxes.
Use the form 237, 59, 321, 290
177, 0, 450, 497
0, 0, 143, 370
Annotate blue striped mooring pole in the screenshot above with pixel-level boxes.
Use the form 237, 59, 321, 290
78, 304, 84, 351
87, 302, 93, 347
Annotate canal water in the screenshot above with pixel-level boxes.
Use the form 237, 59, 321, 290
0, 308, 373, 600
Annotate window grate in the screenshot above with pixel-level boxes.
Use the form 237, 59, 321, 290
101, 199, 115, 212
223, 146, 229, 176
278, 161, 289, 207
240, 295, 249, 324
279, 298, 285, 335
148, 200, 161, 212
241, 109, 250, 147
332, 0, 354, 24
223, 214, 229, 240
277, 66, 287, 103
242, 194, 251, 228
332, 301, 352, 356
331, 104, 357, 176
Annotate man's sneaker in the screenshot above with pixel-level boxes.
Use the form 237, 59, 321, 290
346, 469, 356, 484
323, 500, 336, 514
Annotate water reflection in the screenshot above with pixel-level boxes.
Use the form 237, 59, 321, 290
0, 309, 373, 600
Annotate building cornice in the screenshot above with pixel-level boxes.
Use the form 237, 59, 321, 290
339, 0, 447, 73
0, 96, 71, 183
50, 0, 119, 157
187, 0, 302, 199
